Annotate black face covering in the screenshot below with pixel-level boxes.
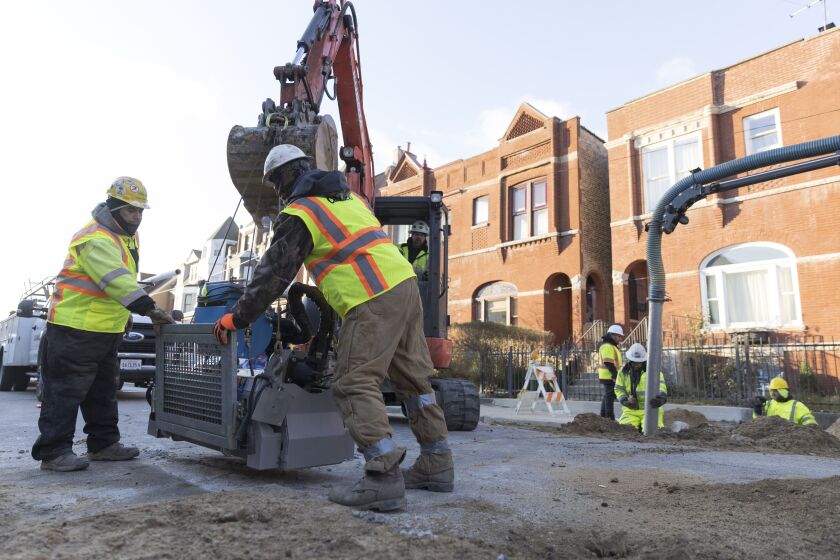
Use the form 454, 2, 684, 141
106, 197, 139, 235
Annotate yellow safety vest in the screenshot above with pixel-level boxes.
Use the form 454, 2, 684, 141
398, 243, 429, 276
597, 341, 622, 381
755, 399, 817, 426
282, 194, 415, 318
614, 368, 667, 407
48, 220, 146, 333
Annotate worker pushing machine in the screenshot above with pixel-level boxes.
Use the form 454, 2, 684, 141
753, 377, 818, 426
597, 324, 624, 420
31, 178, 175, 472
398, 221, 430, 280
614, 343, 668, 431
213, 145, 453, 512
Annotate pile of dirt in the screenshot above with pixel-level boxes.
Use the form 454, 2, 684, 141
0, 490, 502, 560
663, 408, 708, 429
555, 413, 640, 437
732, 415, 840, 455
826, 417, 840, 440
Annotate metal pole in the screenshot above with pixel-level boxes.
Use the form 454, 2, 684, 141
506, 346, 513, 397
560, 346, 568, 397
643, 300, 665, 435
479, 352, 486, 395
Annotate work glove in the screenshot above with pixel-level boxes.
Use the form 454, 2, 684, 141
649, 393, 667, 409
213, 313, 246, 345
619, 396, 638, 410
147, 307, 176, 325
752, 396, 767, 415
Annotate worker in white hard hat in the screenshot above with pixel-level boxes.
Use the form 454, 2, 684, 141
596, 324, 624, 420
752, 377, 818, 426
614, 343, 668, 431
31, 178, 175, 472
398, 221, 430, 280
213, 145, 452, 512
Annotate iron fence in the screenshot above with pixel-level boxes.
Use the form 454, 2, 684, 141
477, 335, 840, 412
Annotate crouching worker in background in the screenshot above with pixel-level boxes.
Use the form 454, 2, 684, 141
753, 377, 817, 426
614, 343, 668, 432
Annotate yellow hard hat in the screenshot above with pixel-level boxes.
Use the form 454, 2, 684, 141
107, 177, 150, 209
769, 377, 789, 390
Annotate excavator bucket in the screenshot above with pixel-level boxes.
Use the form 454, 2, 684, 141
226, 115, 339, 223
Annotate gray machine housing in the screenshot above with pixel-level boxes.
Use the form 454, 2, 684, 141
147, 323, 354, 470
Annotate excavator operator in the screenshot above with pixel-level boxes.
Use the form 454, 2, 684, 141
398, 221, 430, 280
213, 145, 454, 512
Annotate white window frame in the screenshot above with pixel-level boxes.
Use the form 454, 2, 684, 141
699, 242, 802, 331
474, 282, 518, 326
641, 131, 703, 213
509, 178, 548, 241
472, 195, 489, 226
743, 108, 782, 155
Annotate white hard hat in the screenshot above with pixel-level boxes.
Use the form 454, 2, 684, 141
607, 324, 625, 337
409, 220, 430, 235
263, 144, 308, 184
625, 343, 648, 363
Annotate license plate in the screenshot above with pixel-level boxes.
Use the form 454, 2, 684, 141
120, 359, 142, 370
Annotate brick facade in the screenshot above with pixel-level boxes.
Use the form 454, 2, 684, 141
378, 104, 612, 342
606, 28, 840, 339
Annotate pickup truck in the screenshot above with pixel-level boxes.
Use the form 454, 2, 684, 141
0, 272, 179, 395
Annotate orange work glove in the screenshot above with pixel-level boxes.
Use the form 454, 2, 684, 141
213, 313, 238, 345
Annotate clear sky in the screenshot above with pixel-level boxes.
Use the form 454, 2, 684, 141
0, 0, 832, 311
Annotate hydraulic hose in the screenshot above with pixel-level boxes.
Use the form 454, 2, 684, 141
644, 134, 840, 435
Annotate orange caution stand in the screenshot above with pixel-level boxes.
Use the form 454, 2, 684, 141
515, 351, 570, 417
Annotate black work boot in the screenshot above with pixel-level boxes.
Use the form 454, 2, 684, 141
403, 450, 454, 492
40, 452, 90, 472
328, 448, 406, 511
87, 442, 139, 461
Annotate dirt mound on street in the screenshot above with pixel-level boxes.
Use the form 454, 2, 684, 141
663, 408, 708, 429
732, 415, 840, 455
1, 490, 501, 560
556, 413, 641, 437
826, 417, 840, 440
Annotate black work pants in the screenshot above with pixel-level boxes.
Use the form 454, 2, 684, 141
31, 324, 123, 461
600, 379, 616, 420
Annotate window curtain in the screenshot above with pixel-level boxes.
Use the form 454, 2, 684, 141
725, 270, 769, 324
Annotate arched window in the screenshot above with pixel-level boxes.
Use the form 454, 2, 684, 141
700, 243, 801, 329
473, 282, 518, 325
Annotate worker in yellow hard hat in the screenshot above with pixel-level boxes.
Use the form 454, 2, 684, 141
31, 177, 175, 472
752, 377, 818, 426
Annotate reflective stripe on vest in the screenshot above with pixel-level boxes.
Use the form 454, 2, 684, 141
283, 195, 415, 317
48, 219, 139, 333
789, 401, 797, 423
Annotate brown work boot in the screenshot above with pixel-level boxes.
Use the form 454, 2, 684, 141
403, 450, 454, 492
87, 442, 139, 461
41, 452, 90, 472
328, 448, 407, 511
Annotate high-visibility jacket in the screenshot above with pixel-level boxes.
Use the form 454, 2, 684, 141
398, 243, 429, 276
48, 219, 146, 333
597, 341, 622, 381
615, 367, 667, 429
282, 194, 415, 318
754, 399, 817, 426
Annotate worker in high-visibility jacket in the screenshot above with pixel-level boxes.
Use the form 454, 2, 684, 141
596, 324, 624, 420
614, 343, 668, 431
753, 377, 818, 426
31, 178, 175, 472
398, 221, 430, 280
212, 145, 452, 512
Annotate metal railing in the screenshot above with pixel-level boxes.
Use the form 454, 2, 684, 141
476, 334, 840, 412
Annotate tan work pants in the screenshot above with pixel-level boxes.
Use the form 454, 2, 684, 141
332, 278, 448, 449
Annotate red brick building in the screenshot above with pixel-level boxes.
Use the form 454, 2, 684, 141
378, 103, 612, 342
606, 28, 840, 339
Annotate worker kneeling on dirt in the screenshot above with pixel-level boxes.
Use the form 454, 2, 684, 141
31, 178, 176, 472
752, 377, 817, 426
213, 145, 453, 512
614, 343, 668, 431
398, 221, 430, 281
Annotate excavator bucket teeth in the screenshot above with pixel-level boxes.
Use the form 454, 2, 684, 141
226, 116, 339, 223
